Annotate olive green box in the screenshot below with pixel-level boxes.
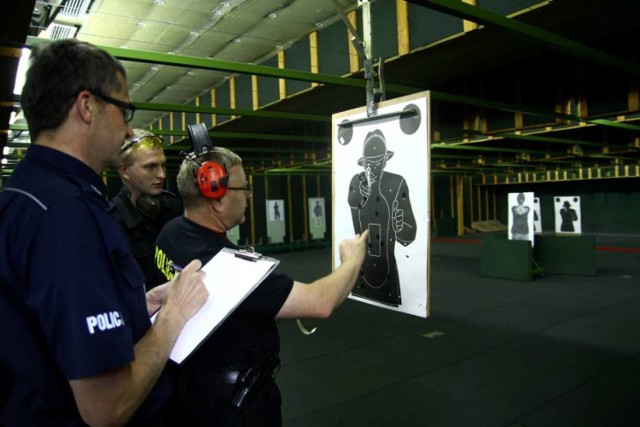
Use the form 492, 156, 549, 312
534, 234, 596, 276
480, 236, 533, 282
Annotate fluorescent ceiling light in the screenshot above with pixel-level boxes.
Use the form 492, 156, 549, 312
13, 48, 31, 96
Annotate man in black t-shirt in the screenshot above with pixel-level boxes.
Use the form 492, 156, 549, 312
154, 147, 368, 426
109, 129, 183, 289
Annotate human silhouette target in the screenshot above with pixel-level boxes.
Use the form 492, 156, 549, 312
347, 129, 417, 306
332, 91, 430, 318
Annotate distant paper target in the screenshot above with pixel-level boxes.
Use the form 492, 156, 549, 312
508, 192, 535, 246
533, 197, 542, 234
554, 196, 581, 234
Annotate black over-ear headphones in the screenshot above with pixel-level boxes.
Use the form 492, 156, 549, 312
186, 123, 229, 199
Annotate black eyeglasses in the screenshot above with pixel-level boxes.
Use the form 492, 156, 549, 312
226, 183, 252, 195
91, 91, 136, 123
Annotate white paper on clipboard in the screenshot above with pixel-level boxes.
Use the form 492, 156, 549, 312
152, 247, 279, 364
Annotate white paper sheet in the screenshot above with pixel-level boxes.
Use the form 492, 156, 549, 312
152, 248, 279, 364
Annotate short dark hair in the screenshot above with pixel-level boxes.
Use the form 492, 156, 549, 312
21, 39, 127, 141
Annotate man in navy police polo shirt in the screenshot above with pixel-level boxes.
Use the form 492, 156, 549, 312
0, 39, 208, 426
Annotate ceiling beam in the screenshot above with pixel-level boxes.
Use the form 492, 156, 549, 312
25, 37, 417, 95
134, 102, 328, 123
437, 126, 619, 149
432, 91, 640, 132
404, 0, 640, 77
10, 123, 328, 144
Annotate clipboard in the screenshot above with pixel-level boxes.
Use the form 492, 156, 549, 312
152, 247, 279, 364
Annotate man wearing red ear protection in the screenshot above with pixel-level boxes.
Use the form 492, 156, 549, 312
109, 128, 183, 289
154, 146, 369, 426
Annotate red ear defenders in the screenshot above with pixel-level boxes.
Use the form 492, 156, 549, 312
196, 160, 229, 199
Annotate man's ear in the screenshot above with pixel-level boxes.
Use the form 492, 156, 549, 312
118, 164, 130, 180
75, 91, 94, 124
210, 197, 224, 213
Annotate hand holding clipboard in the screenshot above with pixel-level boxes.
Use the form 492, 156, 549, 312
153, 248, 279, 364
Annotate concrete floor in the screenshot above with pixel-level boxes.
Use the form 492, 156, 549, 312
274, 233, 640, 426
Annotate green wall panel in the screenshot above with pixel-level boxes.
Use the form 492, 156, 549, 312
235, 73, 253, 110
216, 83, 231, 123
286, 37, 312, 94
486, 109, 514, 132
318, 18, 350, 76
432, 175, 454, 220
251, 174, 267, 245
435, 217, 457, 237
199, 91, 212, 109
371, 0, 398, 60
259, 56, 281, 106
408, 3, 462, 50
521, 63, 559, 128
587, 65, 629, 116
435, 101, 465, 141
478, 0, 541, 16
184, 112, 197, 127
290, 176, 304, 241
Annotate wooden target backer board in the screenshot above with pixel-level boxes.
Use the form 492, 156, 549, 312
332, 91, 430, 318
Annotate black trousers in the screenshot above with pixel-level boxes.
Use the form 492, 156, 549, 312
176, 373, 282, 427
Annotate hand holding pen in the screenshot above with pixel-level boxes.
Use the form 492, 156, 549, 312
165, 259, 208, 321
146, 260, 207, 321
